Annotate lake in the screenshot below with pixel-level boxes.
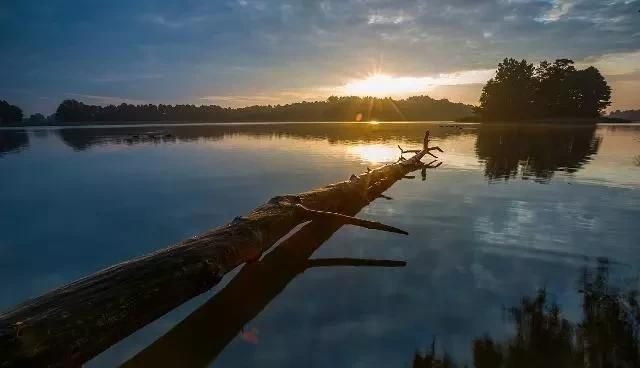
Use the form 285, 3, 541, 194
1, 122, 640, 367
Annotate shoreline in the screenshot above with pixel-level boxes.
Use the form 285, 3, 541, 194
1, 118, 638, 129
2, 120, 465, 129
455, 116, 633, 124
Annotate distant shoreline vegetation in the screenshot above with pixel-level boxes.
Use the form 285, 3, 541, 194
609, 109, 640, 122
0, 96, 474, 126
1, 57, 637, 126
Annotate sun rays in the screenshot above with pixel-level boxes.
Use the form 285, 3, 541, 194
343, 74, 427, 97
340, 69, 494, 99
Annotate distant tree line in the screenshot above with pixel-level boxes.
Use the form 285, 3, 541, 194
609, 109, 640, 121
0, 100, 23, 123
475, 58, 611, 121
52, 95, 473, 123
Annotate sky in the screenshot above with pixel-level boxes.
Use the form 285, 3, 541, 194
1, 0, 639, 114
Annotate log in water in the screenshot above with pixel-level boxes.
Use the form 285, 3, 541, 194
0, 131, 442, 367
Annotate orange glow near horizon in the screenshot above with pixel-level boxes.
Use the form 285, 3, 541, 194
340, 69, 496, 99
343, 74, 426, 97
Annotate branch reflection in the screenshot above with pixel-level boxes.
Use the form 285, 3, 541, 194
122, 159, 430, 367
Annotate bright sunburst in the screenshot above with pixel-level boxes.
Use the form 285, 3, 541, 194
341, 70, 495, 98
343, 74, 426, 97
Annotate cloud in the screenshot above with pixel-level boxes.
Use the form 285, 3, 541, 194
337, 69, 494, 97
2, 0, 639, 113
141, 13, 207, 28
367, 11, 413, 25
65, 93, 147, 106
199, 89, 332, 107
582, 50, 640, 75
90, 73, 164, 83
536, 0, 574, 22
199, 69, 494, 107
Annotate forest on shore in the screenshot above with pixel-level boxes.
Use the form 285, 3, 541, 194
0, 96, 473, 125
473, 58, 612, 121
1, 58, 635, 126
609, 109, 640, 121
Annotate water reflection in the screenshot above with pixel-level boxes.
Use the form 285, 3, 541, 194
54, 123, 615, 183
0, 130, 29, 156
1, 123, 639, 367
475, 125, 601, 182
413, 259, 640, 368
123, 222, 404, 367
55, 123, 469, 151
121, 162, 424, 367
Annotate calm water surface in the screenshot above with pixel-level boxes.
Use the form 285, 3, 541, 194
1, 122, 639, 367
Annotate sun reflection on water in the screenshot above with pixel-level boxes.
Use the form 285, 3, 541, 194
347, 144, 398, 163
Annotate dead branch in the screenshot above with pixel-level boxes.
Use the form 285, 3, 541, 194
0, 130, 443, 367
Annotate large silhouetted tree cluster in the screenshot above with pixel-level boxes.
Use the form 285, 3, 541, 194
475, 58, 611, 121
54, 95, 473, 123
0, 100, 23, 124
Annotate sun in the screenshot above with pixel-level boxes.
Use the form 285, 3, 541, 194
342, 73, 427, 97
340, 69, 495, 98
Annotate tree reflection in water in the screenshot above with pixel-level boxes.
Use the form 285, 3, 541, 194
413, 258, 640, 368
475, 124, 602, 182
0, 130, 29, 156
54, 123, 610, 184
54, 123, 466, 151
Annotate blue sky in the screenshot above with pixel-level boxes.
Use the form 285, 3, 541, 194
1, 0, 639, 114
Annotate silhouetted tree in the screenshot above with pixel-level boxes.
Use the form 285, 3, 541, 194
476, 58, 611, 121
473, 338, 503, 368
28, 113, 46, 123
55, 99, 96, 122
534, 59, 577, 117
568, 67, 611, 117
413, 339, 457, 368
0, 100, 23, 124
411, 260, 640, 368
577, 259, 640, 366
476, 58, 537, 121
471, 259, 640, 368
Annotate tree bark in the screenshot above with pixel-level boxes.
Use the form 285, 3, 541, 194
0, 131, 442, 368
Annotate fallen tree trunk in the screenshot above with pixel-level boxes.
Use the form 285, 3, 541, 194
123, 155, 422, 367
124, 215, 404, 367
0, 131, 442, 367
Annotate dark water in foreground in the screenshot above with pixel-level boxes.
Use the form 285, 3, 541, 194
1, 122, 639, 367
